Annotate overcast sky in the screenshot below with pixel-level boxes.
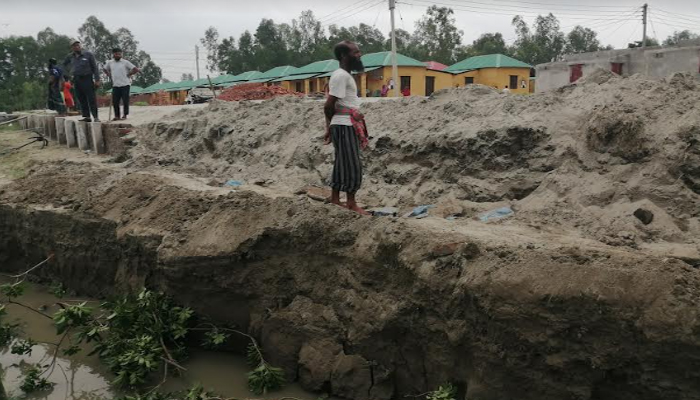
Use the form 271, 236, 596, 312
2, 0, 698, 81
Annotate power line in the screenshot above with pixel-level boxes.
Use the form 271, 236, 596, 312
454, 0, 637, 10
322, 0, 386, 27
650, 14, 700, 31
653, 7, 700, 24
320, 0, 379, 23
319, 0, 374, 20
398, 0, 640, 20
402, 0, 641, 17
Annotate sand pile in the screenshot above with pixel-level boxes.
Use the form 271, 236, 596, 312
217, 83, 302, 101
134, 72, 700, 257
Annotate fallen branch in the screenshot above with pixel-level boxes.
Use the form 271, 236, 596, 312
0, 116, 27, 126
2, 254, 54, 280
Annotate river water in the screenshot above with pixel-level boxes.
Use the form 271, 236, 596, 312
0, 279, 319, 400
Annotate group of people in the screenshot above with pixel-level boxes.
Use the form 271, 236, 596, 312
47, 40, 140, 122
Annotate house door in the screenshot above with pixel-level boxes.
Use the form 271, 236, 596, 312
611, 62, 623, 75
509, 75, 518, 90
425, 76, 435, 96
295, 81, 304, 93
309, 79, 317, 93
570, 64, 583, 82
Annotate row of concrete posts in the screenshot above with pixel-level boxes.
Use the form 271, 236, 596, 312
17, 114, 106, 154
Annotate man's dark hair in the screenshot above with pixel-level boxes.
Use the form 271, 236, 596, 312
112, 48, 122, 53
334, 41, 354, 61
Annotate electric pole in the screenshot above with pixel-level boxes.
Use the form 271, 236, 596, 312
195, 45, 201, 80
641, 3, 648, 48
389, 0, 400, 97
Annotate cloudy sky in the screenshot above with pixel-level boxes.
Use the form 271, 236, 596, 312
2, 0, 698, 81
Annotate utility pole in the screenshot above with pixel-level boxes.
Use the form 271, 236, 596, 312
641, 3, 648, 48
195, 45, 201, 80
389, 0, 400, 97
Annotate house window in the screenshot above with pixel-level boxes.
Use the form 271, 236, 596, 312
570, 64, 583, 83
400, 76, 411, 90
465, 77, 474, 85
509, 75, 518, 90
611, 62, 623, 75
425, 76, 435, 96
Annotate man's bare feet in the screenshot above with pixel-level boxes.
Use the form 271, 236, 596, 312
347, 204, 371, 215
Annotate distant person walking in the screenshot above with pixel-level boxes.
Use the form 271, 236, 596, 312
323, 40, 369, 215
47, 58, 66, 116
63, 40, 101, 122
104, 48, 139, 121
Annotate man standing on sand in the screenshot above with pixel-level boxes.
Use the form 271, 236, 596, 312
324, 41, 369, 215
63, 41, 101, 122
104, 48, 139, 121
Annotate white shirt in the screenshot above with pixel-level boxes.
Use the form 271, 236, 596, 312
105, 59, 136, 88
329, 69, 360, 126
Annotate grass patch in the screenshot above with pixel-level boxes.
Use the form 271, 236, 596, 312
0, 122, 32, 179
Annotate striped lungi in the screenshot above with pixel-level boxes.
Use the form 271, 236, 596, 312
329, 125, 363, 193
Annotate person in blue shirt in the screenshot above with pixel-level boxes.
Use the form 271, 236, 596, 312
47, 58, 67, 116
63, 41, 101, 122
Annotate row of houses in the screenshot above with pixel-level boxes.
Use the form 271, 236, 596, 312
130, 51, 535, 105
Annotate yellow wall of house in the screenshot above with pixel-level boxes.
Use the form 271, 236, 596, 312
425, 70, 453, 95
452, 67, 531, 93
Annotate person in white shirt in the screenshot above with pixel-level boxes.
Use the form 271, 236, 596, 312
104, 48, 139, 121
323, 41, 370, 215
502, 85, 511, 93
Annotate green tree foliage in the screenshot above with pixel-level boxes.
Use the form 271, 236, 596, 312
512, 13, 566, 64
455, 32, 510, 60
565, 26, 603, 54
78, 16, 116, 65
200, 26, 220, 72
180, 73, 194, 81
663, 30, 700, 46
410, 6, 463, 64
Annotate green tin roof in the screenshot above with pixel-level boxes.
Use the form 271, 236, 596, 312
233, 71, 263, 82
259, 66, 299, 79
273, 73, 321, 82
212, 74, 238, 84
361, 51, 425, 68
316, 66, 381, 78
446, 54, 532, 73
294, 59, 339, 75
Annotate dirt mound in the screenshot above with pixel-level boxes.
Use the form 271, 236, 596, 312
131, 73, 700, 255
218, 83, 302, 101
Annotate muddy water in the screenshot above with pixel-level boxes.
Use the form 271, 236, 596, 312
0, 279, 318, 400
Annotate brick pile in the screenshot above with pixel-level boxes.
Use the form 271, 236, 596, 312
218, 83, 302, 101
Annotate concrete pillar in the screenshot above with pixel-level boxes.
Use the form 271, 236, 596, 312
41, 116, 50, 139
89, 122, 105, 154
76, 121, 89, 150
64, 120, 77, 148
46, 116, 57, 140
55, 117, 66, 145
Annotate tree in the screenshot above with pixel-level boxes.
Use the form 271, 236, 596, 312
410, 6, 463, 64
200, 26, 220, 72
113, 28, 139, 57
180, 73, 194, 81
0, 36, 45, 112
78, 16, 116, 65
253, 19, 288, 71
565, 26, 603, 54
238, 31, 255, 71
455, 32, 510, 60
511, 13, 565, 65
132, 51, 162, 87
663, 30, 700, 46
290, 10, 327, 63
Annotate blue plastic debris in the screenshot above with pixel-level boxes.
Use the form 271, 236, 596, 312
478, 206, 514, 222
404, 205, 435, 218
224, 180, 244, 187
